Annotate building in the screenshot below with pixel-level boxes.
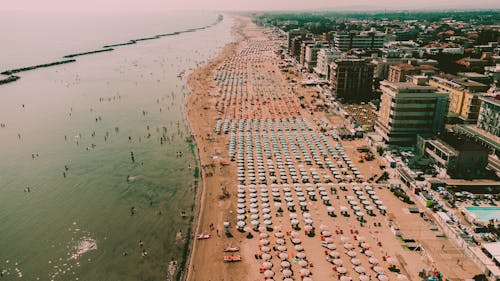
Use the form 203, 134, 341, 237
417, 133, 489, 178
304, 41, 329, 72
299, 40, 315, 67
485, 64, 500, 82
457, 72, 491, 84
287, 29, 306, 51
371, 57, 406, 81
477, 96, 500, 137
329, 58, 374, 101
314, 48, 342, 78
387, 63, 438, 82
334, 29, 386, 51
375, 77, 449, 144
429, 74, 489, 123
456, 57, 490, 73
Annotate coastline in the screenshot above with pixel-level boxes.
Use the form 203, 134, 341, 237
184, 15, 245, 281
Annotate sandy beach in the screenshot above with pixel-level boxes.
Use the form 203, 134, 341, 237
184, 15, 481, 281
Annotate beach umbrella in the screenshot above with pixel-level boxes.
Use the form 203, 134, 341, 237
355, 212, 365, 217
251, 220, 259, 226
275, 238, 285, 245
260, 239, 270, 246
324, 237, 334, 243
356, 236, 365, 242
264, 270, 274, 278
289, 213, 298, 219
259, 226, 267, 232
352, 206, 361, 211
377, 275, 389, 281
262, 253, 272, 260
304, 219, 313, 225
237, 214, 246, 220
354, 266, 365, 273
296, 252, 306, 259
294, 245, 304, 251
365, 250, 374, 256
262, 261, 273, 269
290, 231, 299, 238
303, 278, 313, 281
299, 268, 310, 276
326, 243, 336, 250
333, 258, 343, 265
237, 221, 246, 228
298, 260, 308, 267
373, 266, 384, 273
340, 236, 350, 242
275, 232, 284, 238
368, 257, 379, 264
250, 214, 259, 220
322, 231, 331, 237
278, 252, 288, 260
336, 267, 347, 274
304, 225, 313, 232
281, 261, 291, 268
351, 258, 361, 265
359, 275, 370, 281
250, 208, 258, 214
340, 276, 351, 281
261, 246, 271, 252
329, 251, 340, 258
237, 208, 246, 214
290, 219, 299, 225
277, 245, 287, 252
282, 269, 292, 277
360, 242, 370, 248
263, 219, 272, 226
346, 250, 357, 257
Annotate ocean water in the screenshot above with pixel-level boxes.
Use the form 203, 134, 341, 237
0, 11, 233, 280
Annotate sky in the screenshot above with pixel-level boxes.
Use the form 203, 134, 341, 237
3, 0, 500, 12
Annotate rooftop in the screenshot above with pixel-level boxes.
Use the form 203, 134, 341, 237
437, 132, 487, 152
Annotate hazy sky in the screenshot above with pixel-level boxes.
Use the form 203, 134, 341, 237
3, 0, 500, 12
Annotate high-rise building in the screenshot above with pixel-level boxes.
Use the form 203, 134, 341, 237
429, 74, 489, 123
304, 41, 329, 72
477, 96, 500, 137
287, 29, 306, 52
375, 77, 449, 144
299, 41, 315, 67
334, 30, 386, 51
329, 59, 374, 101
314, 48, 342, 78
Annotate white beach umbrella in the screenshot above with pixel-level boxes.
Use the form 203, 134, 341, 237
262, 261, 273, 269
264, 270, 274, 278
346, 250, 357, 257
336, 266, 347, 274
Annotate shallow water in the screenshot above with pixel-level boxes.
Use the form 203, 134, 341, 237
0, 12, 233, 280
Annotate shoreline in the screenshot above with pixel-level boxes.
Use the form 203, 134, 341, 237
183, 16, 242, 281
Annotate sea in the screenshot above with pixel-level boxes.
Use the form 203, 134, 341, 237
0, 10, 233, 281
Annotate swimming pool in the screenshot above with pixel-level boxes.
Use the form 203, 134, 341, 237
465, 207, 500, 222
